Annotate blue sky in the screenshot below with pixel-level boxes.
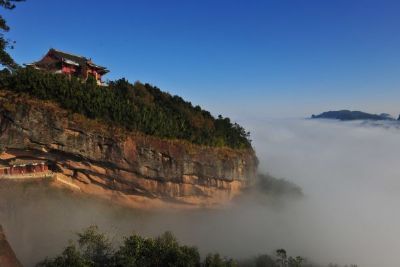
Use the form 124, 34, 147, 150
3, 0, 400, 119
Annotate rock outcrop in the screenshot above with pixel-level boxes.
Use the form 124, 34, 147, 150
0, 91, 258, 207
0, 225, 22, 267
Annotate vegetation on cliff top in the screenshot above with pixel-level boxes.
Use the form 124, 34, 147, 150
0, 1, 251, 149
0, 68, 251, 149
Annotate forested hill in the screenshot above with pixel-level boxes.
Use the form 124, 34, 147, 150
311, 110, 395, 121
0, 68, 251, 149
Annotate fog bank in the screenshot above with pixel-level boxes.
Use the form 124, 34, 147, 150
247, 118, 400, 267
2, 118, 400, 266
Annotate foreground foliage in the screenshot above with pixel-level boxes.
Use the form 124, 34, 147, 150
0, 68, 251, 149
37, 226, 234, 267
37, 226, 357, 267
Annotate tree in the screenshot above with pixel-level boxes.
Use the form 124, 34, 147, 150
36, 244, 90, 267
0, 0, 24, 69
37, 225, 113, 267
275, 249, 287, 267
288, 256, 305, 267
255, 254, 277, 267
204, 253, 236, 267
77, 225, 113, 266
38, 226, 202, 267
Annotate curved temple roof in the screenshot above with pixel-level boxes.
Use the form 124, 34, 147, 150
27, 48, 110, 75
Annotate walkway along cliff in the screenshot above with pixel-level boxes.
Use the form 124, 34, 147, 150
0, 90, 258, 208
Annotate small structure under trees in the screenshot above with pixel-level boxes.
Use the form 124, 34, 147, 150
26, 48, 109, 85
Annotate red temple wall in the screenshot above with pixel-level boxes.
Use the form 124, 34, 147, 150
4, 164, 49, 175
9, 166, 25, 175
62, 65, 78, 74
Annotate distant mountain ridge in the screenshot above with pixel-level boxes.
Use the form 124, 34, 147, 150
311, 110, 398, 121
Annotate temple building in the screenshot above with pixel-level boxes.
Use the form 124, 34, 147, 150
26, 48, 109, 85
0, 159, 49, 176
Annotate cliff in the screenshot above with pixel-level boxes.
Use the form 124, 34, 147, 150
0, 90, 258, 208
0, 225, 22, 267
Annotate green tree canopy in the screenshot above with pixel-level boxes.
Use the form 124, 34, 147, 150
0, 68, 252, 149
0, 0, 24, 69
37, 226, 201, 267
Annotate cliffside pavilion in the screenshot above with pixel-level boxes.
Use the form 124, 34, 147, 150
0, 159, 49, 176
26, 48, 109, 85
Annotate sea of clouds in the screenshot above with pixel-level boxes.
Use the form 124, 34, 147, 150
1, 118, 400, 266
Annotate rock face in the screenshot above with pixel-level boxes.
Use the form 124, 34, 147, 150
0, 225, 22, 267
0, 91, 258, 207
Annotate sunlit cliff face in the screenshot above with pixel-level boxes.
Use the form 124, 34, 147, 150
0, 91, 258, 208
1, 118, 399, 267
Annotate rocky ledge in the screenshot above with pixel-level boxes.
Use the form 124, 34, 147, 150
0, 91, 258, 208
0, 225, 22, 267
